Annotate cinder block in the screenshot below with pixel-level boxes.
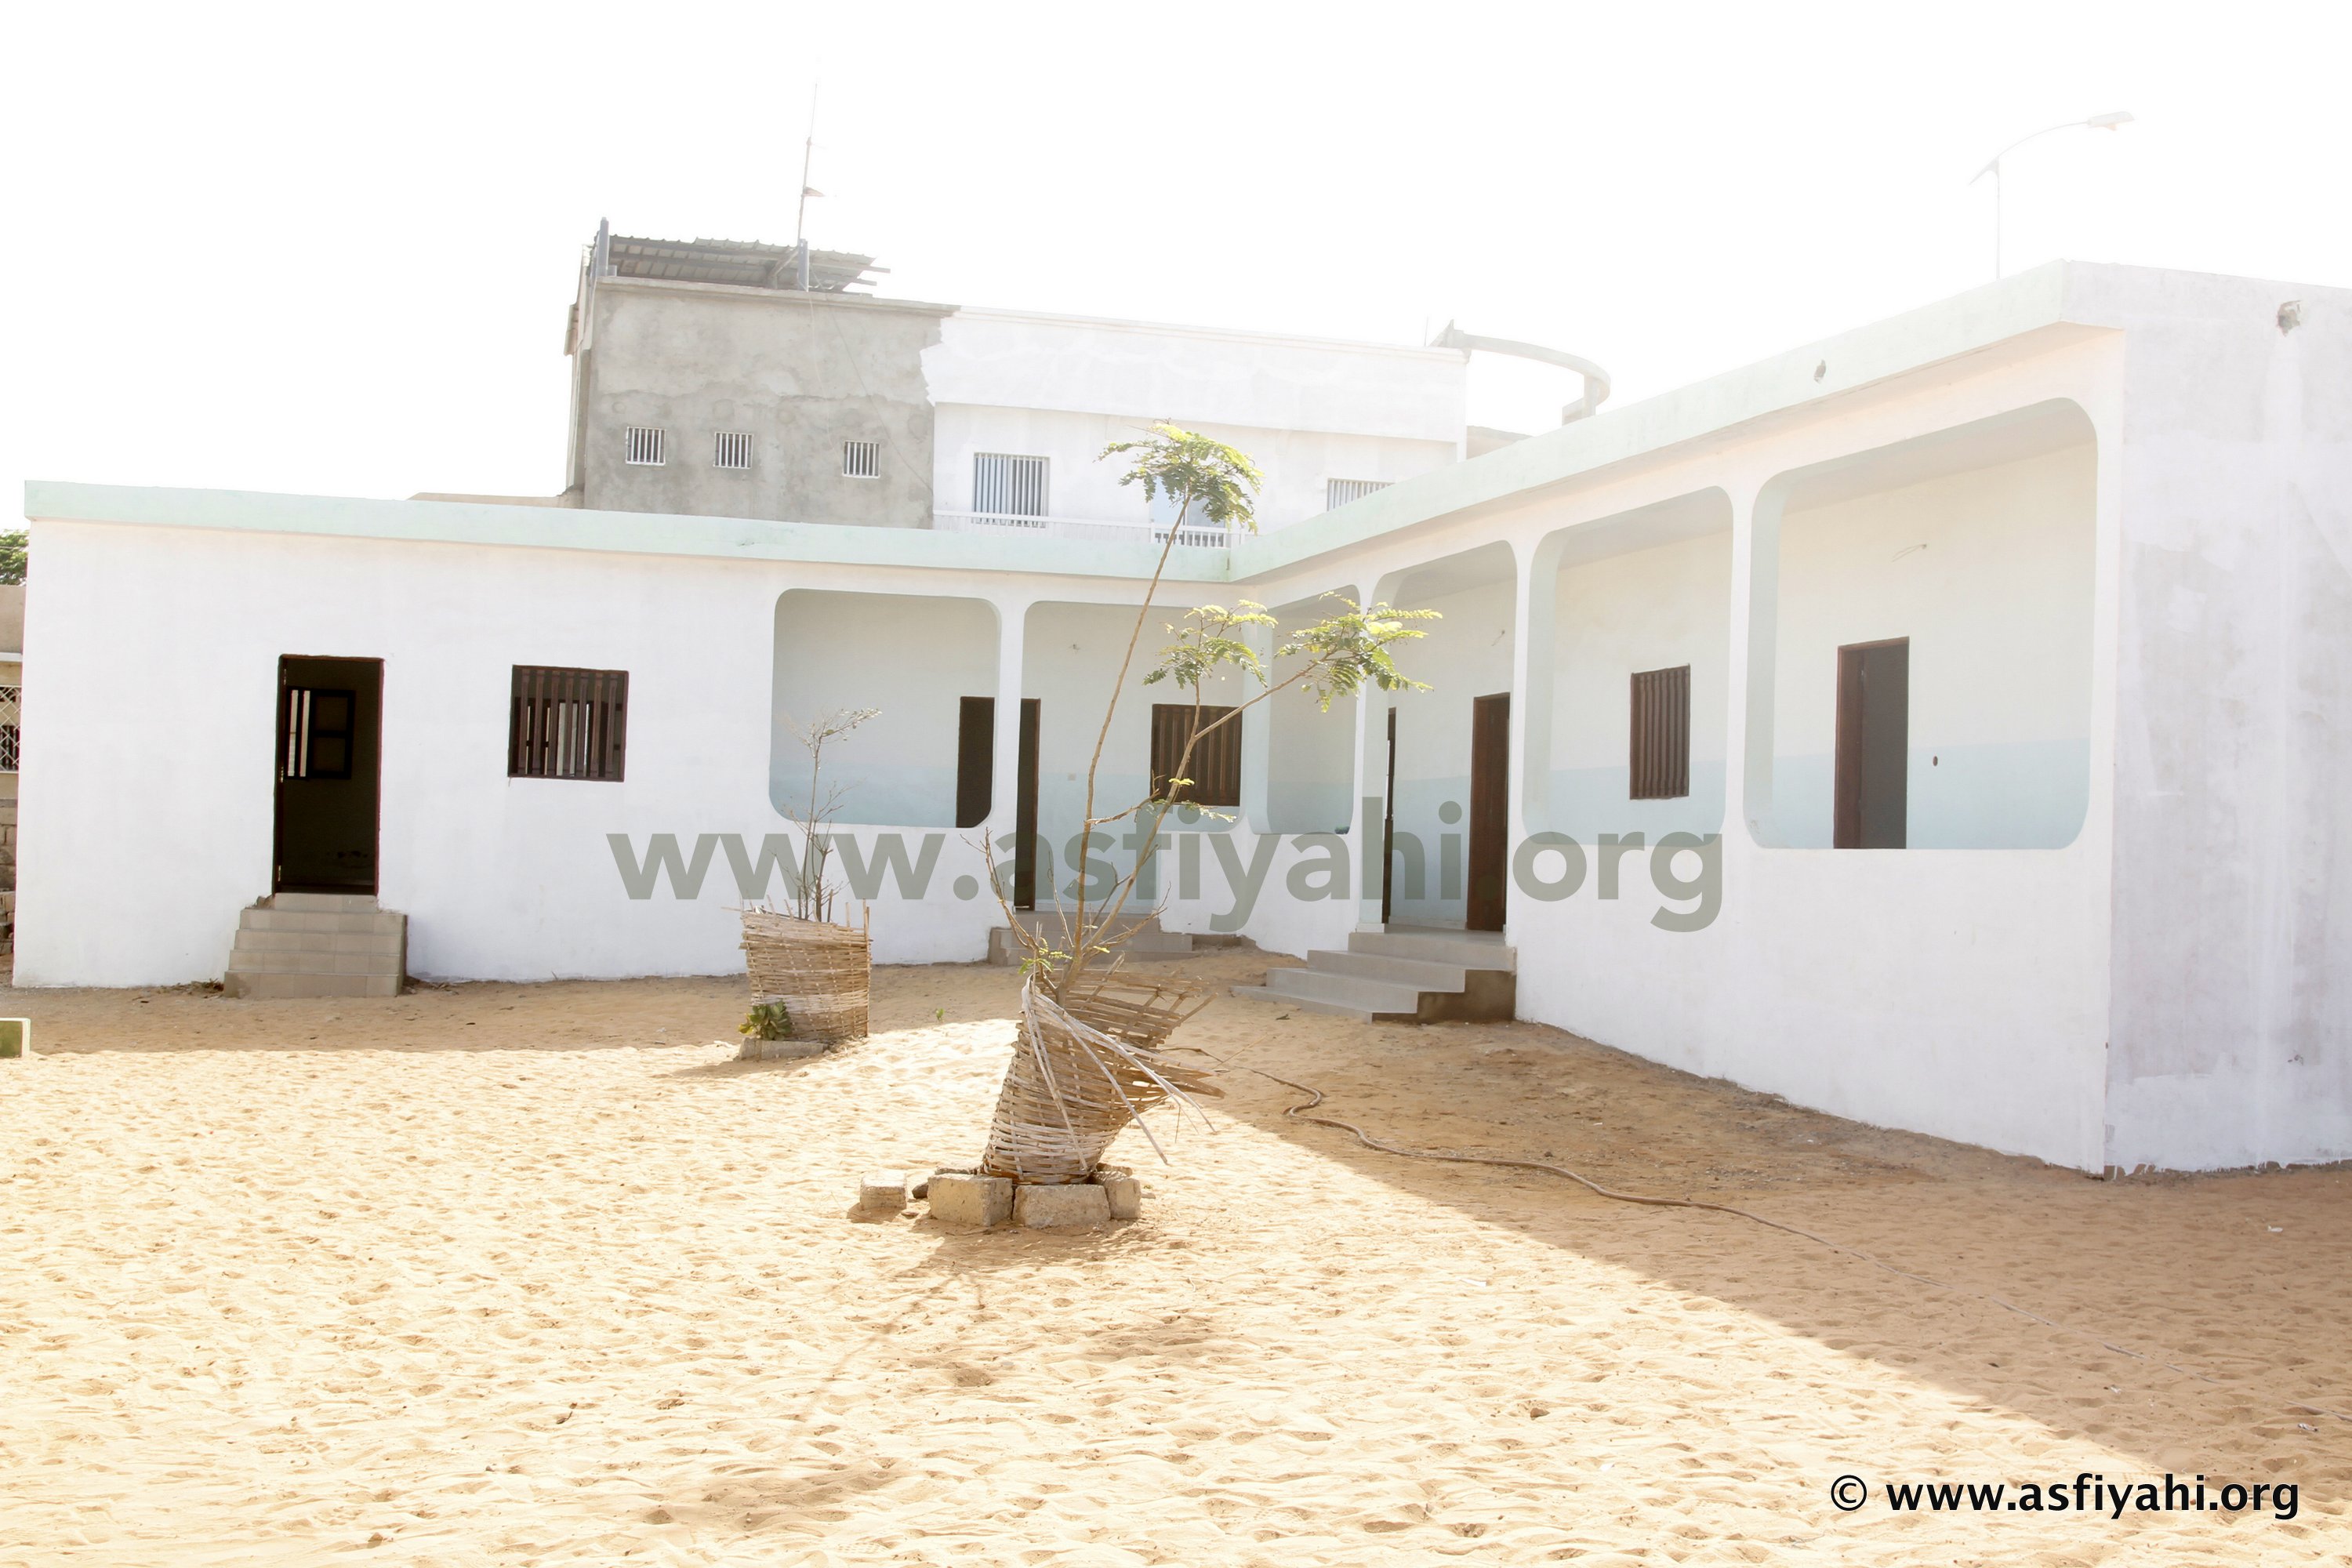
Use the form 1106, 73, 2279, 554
1095, 1170, 1142, 1221
1014, 1181, 1112, 1229
857, 1171, 909, 1215
0, 1018, 28, 1059
737, 1036, 826, 1061
927, 1171, 1013, 1228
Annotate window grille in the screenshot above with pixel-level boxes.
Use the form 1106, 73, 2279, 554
280, 686, 355, 780
1326, 477, 1391, 510
623, 426, 666, 466
713, 431, 753, 470
0, 684, 22, 772
509, 666, 629, 782
1150, 703, 1241, 808
843, 439, 882, 478
1628, 665, 1690, 800
973, 452, 1049, 517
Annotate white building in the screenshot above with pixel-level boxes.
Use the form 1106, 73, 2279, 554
20, 260, 2351, 1178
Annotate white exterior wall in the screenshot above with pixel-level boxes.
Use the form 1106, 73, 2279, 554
771, 590, 999, 827
1546, 526, 1733, 840
927, 309, 1465, 532
2098, 269, 2352, 1171
1766, 438, 2097, 849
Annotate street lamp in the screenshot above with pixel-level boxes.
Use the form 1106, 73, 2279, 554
1971, 111, 2133, 279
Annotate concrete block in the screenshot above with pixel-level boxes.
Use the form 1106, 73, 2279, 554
737, 1036, 826, 1062
0, 1018, 28, 1059
1095, 1170, 1142, 1221
927, 1171, 1012, 1228
1014, 1182, 1112, 1229
857, 1171, 909, 1215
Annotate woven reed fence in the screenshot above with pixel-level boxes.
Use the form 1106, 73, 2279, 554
739, 906, 870, 1044
979, 975, 1219, 1185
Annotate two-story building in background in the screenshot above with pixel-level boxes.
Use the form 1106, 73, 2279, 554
427, 225, 1479, 544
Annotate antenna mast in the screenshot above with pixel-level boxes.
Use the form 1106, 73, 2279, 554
793, 85, 819, 291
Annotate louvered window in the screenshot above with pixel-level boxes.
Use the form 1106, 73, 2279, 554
510, 666, 629, 782
713, 431, 753, 470
974, 453, 1049, 517
1150, 703, 1241, 808
1326, 478, 1390, 510
1628, 665, 1690, 800
624, 426, 666, 466
843, 440, 882, 478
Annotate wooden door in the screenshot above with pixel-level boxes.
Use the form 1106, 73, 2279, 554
1834, 638, 1909, 848
1466, 692, 1510, 932
955, 697, 994, 829
1014, 698, 1041, 910
274, 656, 383, 894
1381, 706, 1399, 926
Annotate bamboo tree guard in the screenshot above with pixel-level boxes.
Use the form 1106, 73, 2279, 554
981, 981, 1221, 1185
739, 905, 870, 1044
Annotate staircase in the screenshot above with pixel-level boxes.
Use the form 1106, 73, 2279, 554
988, 909, 1230, 966
223, 893, 408, 999
1232, 926, 1515, 1023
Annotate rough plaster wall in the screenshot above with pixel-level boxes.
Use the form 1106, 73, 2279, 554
770, 590, 998, 827
581, 287, 939, 526
1768, 443, 2096, 848
2104, 275, 2352, 1169
1547, 529, 1732, 839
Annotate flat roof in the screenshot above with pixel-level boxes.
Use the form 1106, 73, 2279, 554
31, 261, 2303, 586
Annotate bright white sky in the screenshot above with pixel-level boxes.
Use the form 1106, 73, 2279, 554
6, 1, 2347, 513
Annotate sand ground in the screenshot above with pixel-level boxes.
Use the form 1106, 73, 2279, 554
3, 951, 2349, 1566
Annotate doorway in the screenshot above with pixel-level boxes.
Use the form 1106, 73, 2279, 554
1467, 692, 1510, 932
1834, 638, 1908, 848
1014, 699, 1041, 910
274, 656, 383, 894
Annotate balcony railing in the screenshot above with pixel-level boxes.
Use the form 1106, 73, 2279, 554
932, 510, 1232, 552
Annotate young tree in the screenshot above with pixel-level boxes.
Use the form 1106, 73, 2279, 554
780, 706, 878, 923
1016, 425, 1436, 996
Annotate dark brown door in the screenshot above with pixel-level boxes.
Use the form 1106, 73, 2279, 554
1466, 692, 1510, 932
274, 656, 383, 894
1381, 706, 1399, 926
1834, 638, 1909, 849
1014, 697, 1041, 910
956, 696, 994, 829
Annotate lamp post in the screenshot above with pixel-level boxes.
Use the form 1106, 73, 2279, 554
1971, 111, 2133, 279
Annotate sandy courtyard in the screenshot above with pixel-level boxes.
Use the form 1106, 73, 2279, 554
4, 953, 2350, 1565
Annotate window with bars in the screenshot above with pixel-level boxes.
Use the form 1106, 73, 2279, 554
281, 686, 355, 780
1326, 477, 1391, 510
0, 684, 18, 772
509, 666, 629, 782
1150, 703, 1241, 808
623, 426, 666, 466
973, 452, 1049, 517
713, 431, 753, 470
843, 439, 881, 478
1628, 664, 1691, 800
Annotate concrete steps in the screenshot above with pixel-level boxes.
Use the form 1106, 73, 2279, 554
223, 891, 407, 999
989, 909, 1211, 966
1232, 925, 1516, 1023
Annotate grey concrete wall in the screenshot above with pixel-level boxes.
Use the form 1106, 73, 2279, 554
2102, 269, 2352, 1170
576, 281, 946, 527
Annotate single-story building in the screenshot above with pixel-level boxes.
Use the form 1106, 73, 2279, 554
20, 260, 2350, 1176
